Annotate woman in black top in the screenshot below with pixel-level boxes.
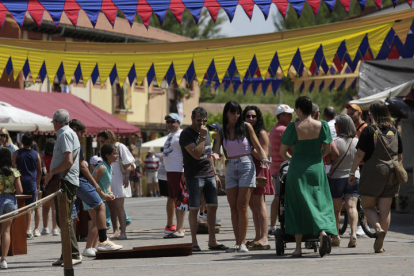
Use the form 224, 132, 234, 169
349, 101, 403, 253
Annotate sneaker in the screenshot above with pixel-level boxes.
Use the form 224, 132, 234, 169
356, 226, 365, 237
41, 228, 50, 235
33, 229, 41, 237
83, 248, 96, 257
268, 226, 277, 237
198, 214, 207, 224
52, 258, 63, 266
97, 239, 123, 252
164, 224, 177, 234
226, 244, 240, 253
348, 234, 357, 248
52, 228, 60, 236
27, 232, 34, 240
60, 258, 82, 266
0, 258, 7, 269
238, 244, 249, 253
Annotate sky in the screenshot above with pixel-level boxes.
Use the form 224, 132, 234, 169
218, 4, 282, 38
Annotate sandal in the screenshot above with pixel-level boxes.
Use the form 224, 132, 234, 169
374, 230, 386, 253
319, 235, 329, 257
208, 244, 229, 251
192, 245, 201, 252
248, 241, 271, 251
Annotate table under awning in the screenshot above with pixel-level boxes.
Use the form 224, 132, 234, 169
0, 87, 140, 136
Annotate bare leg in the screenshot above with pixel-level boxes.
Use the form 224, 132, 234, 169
188, 209, 199, 246
227, 187, 240, 244
293, 234, 302, 256
377, 197, 393, 233
50, 202, 58, 230
249, 195, 260, 242
176, 209, 185, 234
42, 201, 51, 229
256, 195, 269, 245
166, 197, 176, 227
94, 203, 107, 230
207, 206, 220, 247
345, 195, 358, 236
361, 196, 383, 233
26, 210, 33, 234
332, 198, 343, 240
200, 196, 206, 214
236, 187, 254, 245
86, 209, 98, 249
107, 200, 119, 238
130, 180, 135, 196
1, 220, 12, 259
270, 196, 279, 228
34, 192, 42, 232
114, 198, 127, 238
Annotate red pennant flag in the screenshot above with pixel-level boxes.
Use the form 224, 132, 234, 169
307, 0, 321, 16
204, 0, 221, 22
273, 0, 289, 18
0, 2, 6, 28
333, 55, 343, 72
101, 0, 118, 26
339, 0, 351, 12
309, 60, 316, 74
372, 0, 382, 9
408, 0, 412, 7
169, 0, 186, 23
137, 0, 153, 28
63, 0, 81, 26
387, 44, 400, 59
363, 50, 373, 61
239, 0, 255, 19
27, 0, 45, 27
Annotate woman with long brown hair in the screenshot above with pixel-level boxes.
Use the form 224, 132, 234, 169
349, 101, 403, 253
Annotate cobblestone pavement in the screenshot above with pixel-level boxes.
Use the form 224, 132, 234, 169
3, 196, 414, 276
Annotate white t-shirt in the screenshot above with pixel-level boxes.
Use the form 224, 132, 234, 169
163, 129, 184, 172
328, 119, 337, 138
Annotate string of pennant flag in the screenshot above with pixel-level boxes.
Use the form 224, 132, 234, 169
1, 19, 413, 95
0, 0, 412, 29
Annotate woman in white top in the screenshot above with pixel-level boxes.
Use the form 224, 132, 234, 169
327, 114, 360, 248
97, 130, 135, 240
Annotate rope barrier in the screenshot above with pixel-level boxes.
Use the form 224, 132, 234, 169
0, 190, 62, 223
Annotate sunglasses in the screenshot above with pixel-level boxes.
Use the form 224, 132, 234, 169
196, 118, 208, 123
166, 120, 177, 125
0, 134, 7, 138
245, 115, 257, 119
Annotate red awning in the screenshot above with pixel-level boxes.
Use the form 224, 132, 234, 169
0, 87, 140, 136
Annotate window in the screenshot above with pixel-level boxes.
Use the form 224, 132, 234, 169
114, 81, 132, 112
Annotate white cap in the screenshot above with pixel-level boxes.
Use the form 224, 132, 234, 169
89, 155, 102, 165
148, 147, 155, 153
275, 104, 295, 116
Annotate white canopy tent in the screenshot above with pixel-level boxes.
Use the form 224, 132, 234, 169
350, 80, 414, 109
0, 102, 54, 132
141, 135, 168, 148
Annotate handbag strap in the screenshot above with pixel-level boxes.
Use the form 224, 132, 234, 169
371, 126, 394, 161
61, 150, 79, 179
328, 138, 353, 178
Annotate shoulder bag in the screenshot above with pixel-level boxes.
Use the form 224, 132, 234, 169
45, 151, 79, 196
372, 126, 408, 184
328, 138, 353, 179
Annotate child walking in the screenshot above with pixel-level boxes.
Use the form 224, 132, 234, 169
0, 147, 23, 269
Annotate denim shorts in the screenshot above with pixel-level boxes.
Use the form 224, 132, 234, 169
185, 176, 218, 210
329, 177, 359, 199
76, 177, 103, 211
0, 194, 17, 216
22, 191, 38, 206
225, 155, 256, 189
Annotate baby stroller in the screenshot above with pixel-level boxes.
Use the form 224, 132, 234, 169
275, 161, 330, 256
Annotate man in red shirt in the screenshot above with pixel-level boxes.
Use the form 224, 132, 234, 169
346, 103, 367, 139
268, 104, 294, 236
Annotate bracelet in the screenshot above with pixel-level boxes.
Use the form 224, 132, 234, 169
199, 135, 206, 139
262, 158, 269, 163
349, 173, 355, 176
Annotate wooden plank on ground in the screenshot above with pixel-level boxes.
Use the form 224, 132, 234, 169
96, 243, 193, 259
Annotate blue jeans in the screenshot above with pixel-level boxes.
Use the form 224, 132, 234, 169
185, 176, 218, 210
225, 155, 256, 189
0, 193, 17, 216
329, 177, 359, 199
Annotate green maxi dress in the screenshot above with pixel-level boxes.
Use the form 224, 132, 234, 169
281, 121, 338, 236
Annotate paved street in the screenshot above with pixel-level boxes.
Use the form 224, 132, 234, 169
3, 196, 414, 276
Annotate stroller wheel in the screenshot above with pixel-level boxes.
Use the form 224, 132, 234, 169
275, 228, 284, 256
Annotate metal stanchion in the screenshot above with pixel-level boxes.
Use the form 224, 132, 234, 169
57, 193, 74, 276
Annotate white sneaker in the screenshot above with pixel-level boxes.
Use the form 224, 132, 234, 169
268, 226, 277, 237
356, 226, 365, 237
226, 244, 239, 253
0, 259, 7, 269
198, 214, 207, 224
97, 239, 123, 252
52, 229, 60, 236
33, 229, 41, 237
83, 248, 96, 257
60, 258, 82, 266
92, 248, 98, 252
41, 228, 50, 235
238, 244, 249, 253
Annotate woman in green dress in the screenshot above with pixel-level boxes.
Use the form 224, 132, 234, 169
280, 96, 337, 257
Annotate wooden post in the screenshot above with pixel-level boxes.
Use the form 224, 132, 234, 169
57, 193, 74, 276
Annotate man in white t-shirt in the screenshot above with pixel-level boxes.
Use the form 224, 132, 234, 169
323, 106, 337, 138
163, 113, 186, 237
